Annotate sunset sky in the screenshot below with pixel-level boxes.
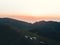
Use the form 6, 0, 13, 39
0, 0, 60, 23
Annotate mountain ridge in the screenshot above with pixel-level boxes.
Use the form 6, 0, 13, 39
0, 17, 60, 45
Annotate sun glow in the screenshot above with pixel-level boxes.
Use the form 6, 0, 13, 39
0, 0, 60, 16
0, 0, 60, 23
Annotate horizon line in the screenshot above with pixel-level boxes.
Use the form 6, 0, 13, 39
0, 17, 60, 24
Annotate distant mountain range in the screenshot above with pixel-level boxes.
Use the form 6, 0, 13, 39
0, 18, 60, 45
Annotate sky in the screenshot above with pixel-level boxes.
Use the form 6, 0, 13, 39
0, 0, 60, 23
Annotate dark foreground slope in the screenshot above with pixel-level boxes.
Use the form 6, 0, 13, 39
30, 21, 60, 45
0, 24, 40, 45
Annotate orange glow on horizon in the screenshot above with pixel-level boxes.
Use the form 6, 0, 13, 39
0, 14, 60, 23
0, 0, 60, 23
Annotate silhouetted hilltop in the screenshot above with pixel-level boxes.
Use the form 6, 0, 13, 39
0, 18, 32, 30
31, 21, 60, 41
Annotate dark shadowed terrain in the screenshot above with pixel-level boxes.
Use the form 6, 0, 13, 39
0, 18, 60, 45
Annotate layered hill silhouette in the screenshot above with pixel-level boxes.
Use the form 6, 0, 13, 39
31, 21, 59, 40
0, 18, 32, 30
0, 18, 60, 45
